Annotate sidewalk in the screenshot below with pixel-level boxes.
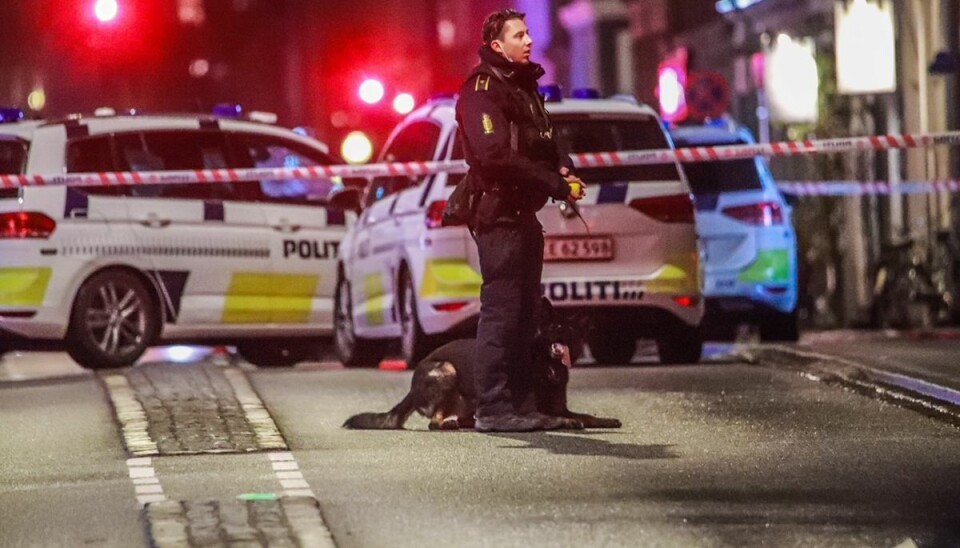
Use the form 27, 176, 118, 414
742, 327, 960, 417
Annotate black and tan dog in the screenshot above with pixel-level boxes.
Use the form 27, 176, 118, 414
343, 300, 621, 431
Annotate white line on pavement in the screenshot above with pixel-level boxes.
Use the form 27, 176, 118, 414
127, 457, 167, 508
266, 452, 316, 498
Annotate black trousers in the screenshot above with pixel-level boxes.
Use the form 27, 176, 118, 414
474, 216, 544, 417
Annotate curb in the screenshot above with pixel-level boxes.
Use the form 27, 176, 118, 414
739, 343, 960, 426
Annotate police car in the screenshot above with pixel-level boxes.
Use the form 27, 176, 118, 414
0, 106, 351, 369
335, 91, 704, 366
670, 120, 799, 341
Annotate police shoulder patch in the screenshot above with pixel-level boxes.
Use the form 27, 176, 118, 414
482, 114, 494, 135
475, 75, 491, 92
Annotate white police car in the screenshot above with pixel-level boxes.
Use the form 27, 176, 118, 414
0, 106, 351, 368
335, 90, 704, 366
670, 121, 799, 341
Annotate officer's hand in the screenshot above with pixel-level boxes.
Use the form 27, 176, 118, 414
560, 166, 572, 177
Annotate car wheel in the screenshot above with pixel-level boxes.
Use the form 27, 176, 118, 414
399, 269, 433, 365
66, 270, 159, 369
237, 339, 311, 367
760, 308, 800, 342
656, 325, 703, 365
587, 328, 636, 365
334, 273, 387, 368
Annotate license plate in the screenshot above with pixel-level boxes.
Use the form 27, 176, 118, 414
544, 235, 614, 262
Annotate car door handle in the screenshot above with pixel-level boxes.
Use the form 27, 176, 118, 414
272, 222, 302, 233
139, 214, 171, 228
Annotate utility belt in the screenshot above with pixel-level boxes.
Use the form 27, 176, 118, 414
475, 182, 544, 228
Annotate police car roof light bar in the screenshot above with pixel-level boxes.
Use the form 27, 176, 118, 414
571, 88, 600, 99
213, 103, 243, 118
0, 107, 25, 124
539, 84, 563, 102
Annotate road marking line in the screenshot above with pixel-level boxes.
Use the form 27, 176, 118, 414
266, 452, 317, 498
135, 484, 165, 495
126, 457, 167, 508
276, 471, 304, 480
222, 369, 287, 451
103, 374, 159, 456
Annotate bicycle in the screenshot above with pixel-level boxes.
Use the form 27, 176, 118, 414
929, 229, 960, 325
869, 238, 942, 329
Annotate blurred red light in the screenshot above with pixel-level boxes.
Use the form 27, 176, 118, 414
393, 93, 415, 114
671, 295, 699, 308
432, 302, 469, 312
94, 0, 119, 23
359, 79, 385, 104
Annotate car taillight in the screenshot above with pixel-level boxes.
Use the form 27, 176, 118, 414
672, 295, 700, 308
432, 301, 470, 312
0, 212, 56, 239
628, 194, 695, 223
425, 200, 447, 229
721, 202, 783, 226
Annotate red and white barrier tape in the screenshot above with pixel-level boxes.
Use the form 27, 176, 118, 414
779, 180, 960, 196
2, 131, 959, 189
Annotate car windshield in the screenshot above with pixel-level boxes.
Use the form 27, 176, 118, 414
672, 138, 764, 195
552, 117, 681, 183
0, 139, 27, 175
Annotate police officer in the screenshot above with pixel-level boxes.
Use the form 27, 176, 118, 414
456, 9, 586, 432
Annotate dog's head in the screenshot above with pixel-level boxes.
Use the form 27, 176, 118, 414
535, 297, 583, 386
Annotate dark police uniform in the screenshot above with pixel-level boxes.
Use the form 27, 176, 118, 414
455, 45, 573, 420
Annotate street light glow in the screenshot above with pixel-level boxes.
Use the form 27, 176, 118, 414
341, 131, 374, 164
393, 93, 415, 115
359, 79, 385, 104
94, 0, 120, 23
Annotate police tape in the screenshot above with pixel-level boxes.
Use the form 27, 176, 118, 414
778, 180, 960, 196
2, 130, 960, 189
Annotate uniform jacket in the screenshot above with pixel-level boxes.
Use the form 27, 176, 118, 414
455, 46, 573, 220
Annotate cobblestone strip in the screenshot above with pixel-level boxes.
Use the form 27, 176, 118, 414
145, 497, 336, 547
223, 368, 288, 451
268, 452, 315, 498
106, 364, 288, 455
102, 373, 160, 456
127, 457, 167, 507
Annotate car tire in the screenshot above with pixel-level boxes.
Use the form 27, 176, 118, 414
399, 268, 434, 366
656, 325, 703, 365
66, 270, 160, 369
587, 328, 636, 365
237, 339, 311, 367
760, 308, 800, 342
334, 273, 387, 368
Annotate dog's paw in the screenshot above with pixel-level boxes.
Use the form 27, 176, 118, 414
429, 416, 462, 431
593, 417, 622, 428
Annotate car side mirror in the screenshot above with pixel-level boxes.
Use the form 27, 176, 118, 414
327, 185, 363, 213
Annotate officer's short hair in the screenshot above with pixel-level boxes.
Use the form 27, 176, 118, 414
482, 9, 526, 45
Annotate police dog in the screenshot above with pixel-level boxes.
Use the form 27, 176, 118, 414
343, 299, 622, 431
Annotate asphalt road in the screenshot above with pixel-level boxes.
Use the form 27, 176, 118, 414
2, 345, 960, 547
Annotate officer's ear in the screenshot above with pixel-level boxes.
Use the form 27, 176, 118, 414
491, 40, 504, 55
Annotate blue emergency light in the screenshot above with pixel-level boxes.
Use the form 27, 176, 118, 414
571, 88, 600, 99
539, 84, 563, 102
0, 107, 25, 124
213, 103, 243, 118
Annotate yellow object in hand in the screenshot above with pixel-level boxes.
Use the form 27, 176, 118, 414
569, 181, 583, 199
